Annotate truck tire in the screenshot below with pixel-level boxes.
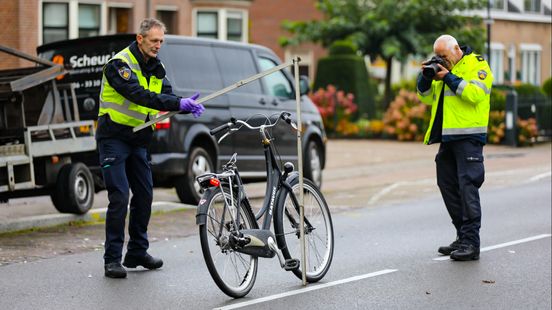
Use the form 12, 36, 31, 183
51, 163, 94, 214
175, 147, 214, 205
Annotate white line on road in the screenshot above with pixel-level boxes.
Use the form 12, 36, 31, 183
433, 234, 552, 261
527, 171, 552, 183
213, 269, 398, 310
368, 182, 406, 204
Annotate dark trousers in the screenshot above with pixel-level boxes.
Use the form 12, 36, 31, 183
435, 139, 485, 248
99, 138, 153, 263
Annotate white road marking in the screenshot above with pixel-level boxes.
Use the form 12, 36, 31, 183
433, 234, 552, 261
368, 182, 406, 204
213, 269, 398, 310
527, 171, 552, 183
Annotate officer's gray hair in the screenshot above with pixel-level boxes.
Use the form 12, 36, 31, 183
139, 18, 166, 36
434, 34, 458, 52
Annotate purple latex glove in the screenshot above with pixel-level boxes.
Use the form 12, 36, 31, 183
179, 92, 205, 118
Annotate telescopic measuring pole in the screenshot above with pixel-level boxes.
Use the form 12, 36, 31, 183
133, 59, 293, 133
293, 57, 307, 286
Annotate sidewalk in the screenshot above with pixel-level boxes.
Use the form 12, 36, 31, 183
0, 140, 550, 233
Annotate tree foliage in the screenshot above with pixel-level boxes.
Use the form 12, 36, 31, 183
281, 0, 487, 108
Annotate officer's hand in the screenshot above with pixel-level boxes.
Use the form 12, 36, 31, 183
179, 92, 205, 118
433, 64, 449, 81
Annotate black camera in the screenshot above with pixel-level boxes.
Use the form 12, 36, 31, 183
422, 55, 448, 80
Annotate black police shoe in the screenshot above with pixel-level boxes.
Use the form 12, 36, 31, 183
450, 244, 480, 261
438, 239, 463, 255
104, 262, 127, 278
123, 253, 163, 270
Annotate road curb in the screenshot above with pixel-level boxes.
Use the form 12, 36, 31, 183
0, 201, 196, 234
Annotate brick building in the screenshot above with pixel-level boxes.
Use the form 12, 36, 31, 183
0, 0, 551, 85
0, 0, 325, 80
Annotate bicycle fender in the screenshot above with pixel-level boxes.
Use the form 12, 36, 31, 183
196, 188, 215, 225
274, 171, 300, 249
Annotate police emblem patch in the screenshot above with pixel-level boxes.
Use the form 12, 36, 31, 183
478, 70, 487, 80
118, 67, 131, 80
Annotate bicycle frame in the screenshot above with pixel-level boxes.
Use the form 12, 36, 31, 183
196, 113, 310, 239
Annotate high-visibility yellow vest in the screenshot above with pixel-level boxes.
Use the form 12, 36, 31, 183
417, 53, 494, 144
99, 47, 162, 127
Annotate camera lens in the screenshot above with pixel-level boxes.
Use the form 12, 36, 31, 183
422, 63, 440, 79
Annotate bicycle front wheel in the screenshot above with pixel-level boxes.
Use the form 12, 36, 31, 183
274, 178, 334, 282
199, 188, 258, 298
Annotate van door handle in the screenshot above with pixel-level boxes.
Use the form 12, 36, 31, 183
271, 99, 278, 106
259, 98, 266, 105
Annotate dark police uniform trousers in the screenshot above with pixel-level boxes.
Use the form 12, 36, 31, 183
435, 138, 484, 248
99, 138, 153, 263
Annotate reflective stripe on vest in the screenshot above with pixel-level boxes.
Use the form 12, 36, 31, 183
98, 47, 162, 127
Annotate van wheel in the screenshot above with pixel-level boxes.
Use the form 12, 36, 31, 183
51, 163, 94, 214
175, 147, 214, 205
304, 140, 323, 188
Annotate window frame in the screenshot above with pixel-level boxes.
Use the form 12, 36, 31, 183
524, 0, 542, 13
39, 0, 108, 45
78, 3, 101, 38
42, 2, 69, 44
490, 42, 504, 84
520, 44, 542, 85
492, 0, 506, 10
193, 8, 248, 43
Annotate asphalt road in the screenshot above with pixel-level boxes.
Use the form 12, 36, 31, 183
0, 175, 550, 309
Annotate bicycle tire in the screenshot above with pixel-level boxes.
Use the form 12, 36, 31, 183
274, 177, 334, 282
199, 187, 258, 298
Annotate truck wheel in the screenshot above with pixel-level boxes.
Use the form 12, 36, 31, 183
51, 163, 94, 214
175, 147, 213, 205
304, 140, 323, 188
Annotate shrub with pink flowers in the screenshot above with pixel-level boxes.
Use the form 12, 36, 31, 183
517, 117, 539, 146
309, 85, 358, 136
382, 89, 430, 141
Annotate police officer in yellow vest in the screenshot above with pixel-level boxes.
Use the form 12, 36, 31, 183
98, 18, 205, 278
417, 35, 493, 261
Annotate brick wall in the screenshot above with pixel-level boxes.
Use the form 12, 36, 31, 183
0, 0, 22, 69
249, 0, 326, 75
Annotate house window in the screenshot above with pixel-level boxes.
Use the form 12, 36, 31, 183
490, 43, 504, 84
78, 4, 101, 38
520, 44, 541, 85
197, 12, 218, 39
492, 0, 505, 10
108, 7, 131, 34
524, 0, 541, 12
226, 11, 243, 42
195, 9, 247, 42
157, 10, 177, 34
43, 2, 69, 44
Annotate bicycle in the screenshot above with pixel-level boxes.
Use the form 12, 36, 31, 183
195, 111, 334, 298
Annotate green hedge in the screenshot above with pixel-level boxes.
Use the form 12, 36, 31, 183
542, 77, 552, 97
313, 55, 377, 119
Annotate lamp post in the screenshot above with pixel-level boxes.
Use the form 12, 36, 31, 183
485, 0, 493, 63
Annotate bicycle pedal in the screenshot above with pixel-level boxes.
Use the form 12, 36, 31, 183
284, 258, 300, 271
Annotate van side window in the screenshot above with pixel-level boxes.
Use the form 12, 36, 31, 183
258, 57, 293, 99
213, 47, 261, 94
161, 43, 223, 91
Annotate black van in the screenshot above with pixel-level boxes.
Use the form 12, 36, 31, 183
37, 34, 326, 204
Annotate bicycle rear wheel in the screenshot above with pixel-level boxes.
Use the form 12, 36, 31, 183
199, 188, 258, 298
274, 178, 334, 282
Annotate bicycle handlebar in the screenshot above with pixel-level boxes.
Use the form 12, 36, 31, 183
209, 112, 296, 138
209, 117, 236, 135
